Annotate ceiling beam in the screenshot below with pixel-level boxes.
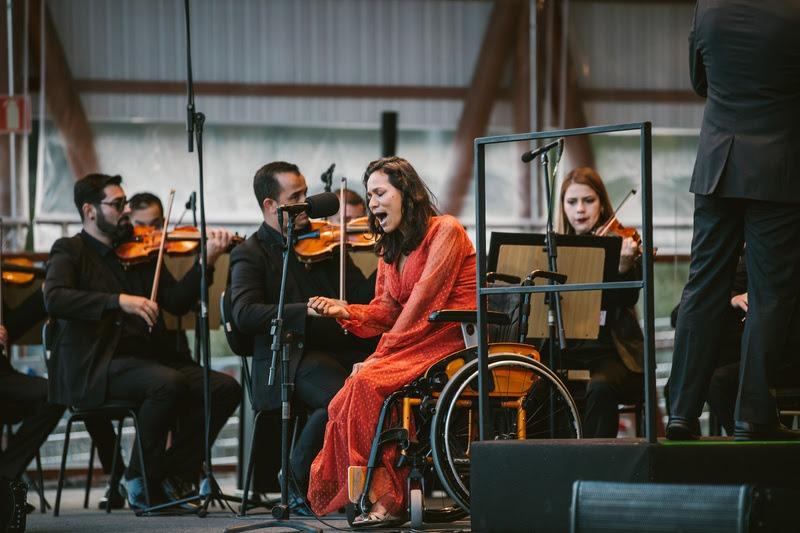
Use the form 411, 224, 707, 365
29, 78, 700, 104
441, 0, 525, 216
28, 0, 99, 180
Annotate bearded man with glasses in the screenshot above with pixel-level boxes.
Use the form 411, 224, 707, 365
43, 173, 239, 510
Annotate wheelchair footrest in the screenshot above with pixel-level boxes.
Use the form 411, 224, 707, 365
347, 466, 387, 504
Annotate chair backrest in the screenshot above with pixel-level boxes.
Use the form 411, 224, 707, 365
219, 291, 255, 406
41, 320, 53, 364
219, 288, 254, 357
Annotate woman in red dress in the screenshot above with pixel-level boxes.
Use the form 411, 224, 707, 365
306, 156, 476, 525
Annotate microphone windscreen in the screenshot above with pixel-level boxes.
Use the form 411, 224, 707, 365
307, 192, 340, 218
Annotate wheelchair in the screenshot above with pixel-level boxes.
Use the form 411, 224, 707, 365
347, 271, 582, 528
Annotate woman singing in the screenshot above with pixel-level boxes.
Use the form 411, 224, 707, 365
306, 156, 476, 525
559, 166, 644, 437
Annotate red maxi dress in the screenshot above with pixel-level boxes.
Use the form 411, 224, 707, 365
308, 215, 477, 515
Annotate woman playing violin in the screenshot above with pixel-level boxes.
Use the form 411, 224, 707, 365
558, 167, 645, 438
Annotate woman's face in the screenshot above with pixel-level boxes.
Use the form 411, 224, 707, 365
563, 183, 602, 235
366, 170, 404, 233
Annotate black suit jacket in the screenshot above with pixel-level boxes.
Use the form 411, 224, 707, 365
690, 0, 800, 201
0, 291, 48, 377
43, 232, 205, 407
229, 222, 375, 411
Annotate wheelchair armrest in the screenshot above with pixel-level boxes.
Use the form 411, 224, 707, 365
526, 269, 567, 285
428, 309, 511, 325
486, 272, 522, 285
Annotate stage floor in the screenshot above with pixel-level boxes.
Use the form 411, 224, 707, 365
25, 475, 470, 532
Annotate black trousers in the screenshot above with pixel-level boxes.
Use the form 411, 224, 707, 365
561, 351, 643, 438
0, 372, 64, 480
670, 195, 800, 424
105, 357, 241, 482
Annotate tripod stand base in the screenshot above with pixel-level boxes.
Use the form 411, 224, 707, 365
224, 515, 322, 533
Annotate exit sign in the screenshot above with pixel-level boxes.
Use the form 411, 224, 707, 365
0, 96, 32, 134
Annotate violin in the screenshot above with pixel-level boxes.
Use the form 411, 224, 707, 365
595, 216, 642, 245
115, 225, 243, 265
1, 257, 46, 285
594, 189, 642, 245
294, 216, 376, 264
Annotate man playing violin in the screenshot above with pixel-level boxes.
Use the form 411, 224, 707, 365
229, 161, 375, 512
126, 191, 242, 501
43, 174, 240, 510
333, 188, 367, 224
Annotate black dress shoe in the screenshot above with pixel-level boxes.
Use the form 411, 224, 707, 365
98, 483, 126, 510
733, 421, 800, 441
666, 416, 700, 440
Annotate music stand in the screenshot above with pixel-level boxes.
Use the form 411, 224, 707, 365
488, 232, 622, 341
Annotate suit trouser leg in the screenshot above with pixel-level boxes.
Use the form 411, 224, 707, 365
0, 373, 65, 480
735, 201, 800, 424
105, 358, 189, 482
161, 363, 242, 481
669, 194, 745, 420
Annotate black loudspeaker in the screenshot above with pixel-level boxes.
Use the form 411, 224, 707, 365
380, 111, 398, 157
571, 481, 793, 533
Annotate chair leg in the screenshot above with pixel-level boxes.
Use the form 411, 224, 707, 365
239, 410, 262, 517
84, 441, 95, 509
54, 417, 74, 517
129, 411, 151, 507
34, 451, 49, 513
107, 418, 125, 514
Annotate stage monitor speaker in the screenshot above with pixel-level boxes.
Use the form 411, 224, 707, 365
570, 481, 794, 533
380, 111, 398, 157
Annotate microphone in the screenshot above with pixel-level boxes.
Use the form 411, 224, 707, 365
184, 191, 197, 211
278, 192, 340, 219
521, 138, 564, 163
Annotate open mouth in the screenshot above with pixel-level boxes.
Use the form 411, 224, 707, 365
374, 212, 388, 225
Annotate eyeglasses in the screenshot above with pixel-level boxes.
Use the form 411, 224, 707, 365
99, 197, 128, 212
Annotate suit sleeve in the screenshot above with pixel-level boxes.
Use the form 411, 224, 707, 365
44, 238, 118, 320
689, 3, 707, 97
229, 243, 307, 337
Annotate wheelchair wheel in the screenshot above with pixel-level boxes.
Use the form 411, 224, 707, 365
430, 352, 581, 511
409, 487, 424, 529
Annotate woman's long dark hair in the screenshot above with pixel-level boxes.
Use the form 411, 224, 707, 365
362, 157, 438, 265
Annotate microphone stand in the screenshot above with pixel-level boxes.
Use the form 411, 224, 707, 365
224, 211, 321, 533
524, 145, 567, 437
139, 0, 245, 517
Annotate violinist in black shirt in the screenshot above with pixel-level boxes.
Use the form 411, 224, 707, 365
43, 173, 240, 510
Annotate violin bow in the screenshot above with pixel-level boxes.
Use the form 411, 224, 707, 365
596, 188, 637, 236
339, 177, 347, 302
150, 189, 177, 303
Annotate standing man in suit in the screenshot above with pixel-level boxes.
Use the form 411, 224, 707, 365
229, 161, 375, 510
668, 0, 800, 441
44, 174, 240, 509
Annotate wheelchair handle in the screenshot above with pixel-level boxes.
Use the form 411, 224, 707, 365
486, 272, 522, 285
525, 269, 567, 285
428, 309, 511, 325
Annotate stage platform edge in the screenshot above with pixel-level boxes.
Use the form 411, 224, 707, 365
470, 437, 800, 533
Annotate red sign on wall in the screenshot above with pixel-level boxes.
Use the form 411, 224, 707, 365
0, 95, 32, 134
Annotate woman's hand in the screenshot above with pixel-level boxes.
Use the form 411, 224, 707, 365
307, 296, 350, 319
618, 236, 642, 274
731, 292, 748, 313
